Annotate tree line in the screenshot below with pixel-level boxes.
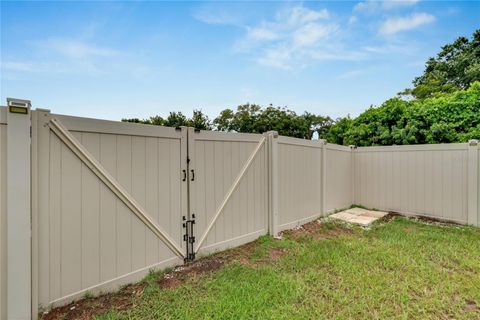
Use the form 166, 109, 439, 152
124, 29, 480, 146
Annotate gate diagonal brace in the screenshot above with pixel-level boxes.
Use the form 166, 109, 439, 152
48, 117, 185, 260
193, 136, 266, 254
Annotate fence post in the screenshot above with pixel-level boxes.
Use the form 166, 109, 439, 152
349, 145, 356, 207
6, 98, 32, 320
265, 131, 279, 237
320, 139, 327, 216
467, 140, 478, 226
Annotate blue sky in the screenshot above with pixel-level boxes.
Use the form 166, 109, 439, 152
1, 1, 479, 121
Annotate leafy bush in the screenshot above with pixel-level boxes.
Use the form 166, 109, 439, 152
325, 82, 480, 146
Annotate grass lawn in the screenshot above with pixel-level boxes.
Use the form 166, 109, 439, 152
43, 216, 480, 320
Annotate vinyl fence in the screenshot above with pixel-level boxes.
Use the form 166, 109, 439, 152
1, 108, 7, 320
354, 143, 479, 225
0, 103, 479, 319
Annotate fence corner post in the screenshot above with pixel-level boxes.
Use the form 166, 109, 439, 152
467, 139, 479, 226
265, 131, 279, 237
349, 145, 356, 207
320, 139, 327, 216
6, 98, 32, 320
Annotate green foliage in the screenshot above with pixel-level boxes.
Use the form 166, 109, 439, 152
401, 29, 480, 99
213, 104, 332, 139
123, 109, 212, 130
325, 82, 480, 146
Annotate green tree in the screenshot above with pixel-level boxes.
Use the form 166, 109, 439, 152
213, 109, 235, 131
123, 110, 212, 129
300, 112, 333, 140
188, 109, 212, 130
213, 104, 331, 139
401, 29, 480, 99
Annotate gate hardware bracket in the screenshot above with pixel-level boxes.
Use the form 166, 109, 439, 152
183, 215, 196, 262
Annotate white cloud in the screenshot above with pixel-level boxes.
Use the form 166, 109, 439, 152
257, 48, 294, 70
195, 3, 422, 70
337, 69, 366, 79
247, 26, 280, 41
2, 37, 145, 77
232, 5, 345, 69
355, 0, 419, 13
293, 23, 337, 47
379, 12, 435, 35
278, 6, 330, 26
36, 38, 120, 59
192, 5, 243, 26
1, 62, 35, 72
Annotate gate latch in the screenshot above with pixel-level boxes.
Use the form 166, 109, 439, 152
183, 215, 196, 262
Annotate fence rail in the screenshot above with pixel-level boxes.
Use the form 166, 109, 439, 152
0, 104, 478, 319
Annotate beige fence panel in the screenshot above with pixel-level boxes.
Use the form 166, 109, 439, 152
325, 144, 353, 213
188, 129, 269, 256
32, 111, 188, 310
354, 144, 469, 224
3, 102, 479, 319
0, 107, 6, 320
277, 136, 324, 232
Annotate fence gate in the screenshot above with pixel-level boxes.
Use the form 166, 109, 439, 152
32, 111, 188, 311
186, 128, 270, 258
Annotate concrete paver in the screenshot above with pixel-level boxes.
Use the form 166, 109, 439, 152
330, 208, 388, 226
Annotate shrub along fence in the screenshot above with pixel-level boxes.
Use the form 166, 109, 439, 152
0, 101, 479, 319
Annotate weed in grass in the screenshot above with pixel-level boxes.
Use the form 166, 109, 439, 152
83, 291, 94, 300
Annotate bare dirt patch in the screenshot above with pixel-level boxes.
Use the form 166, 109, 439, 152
40, 282, 145, 320
378, 212, 402, 223
384, 211, 462, 227
283, 220, 354, 241
268, 247, 286, 261
465, 300, 479, 312
158, 258, 225, 289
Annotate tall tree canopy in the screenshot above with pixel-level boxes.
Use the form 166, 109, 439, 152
401, 29, 480, 99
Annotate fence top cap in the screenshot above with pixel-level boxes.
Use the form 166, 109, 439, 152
36, 108, 51, 112
264, 131, 278, 138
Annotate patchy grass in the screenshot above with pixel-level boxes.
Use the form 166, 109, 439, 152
42, 216, 480, 320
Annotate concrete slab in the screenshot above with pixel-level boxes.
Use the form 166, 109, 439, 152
344, 207, 370, 216
330, 208, 388, 226
331, 211, 357, 220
